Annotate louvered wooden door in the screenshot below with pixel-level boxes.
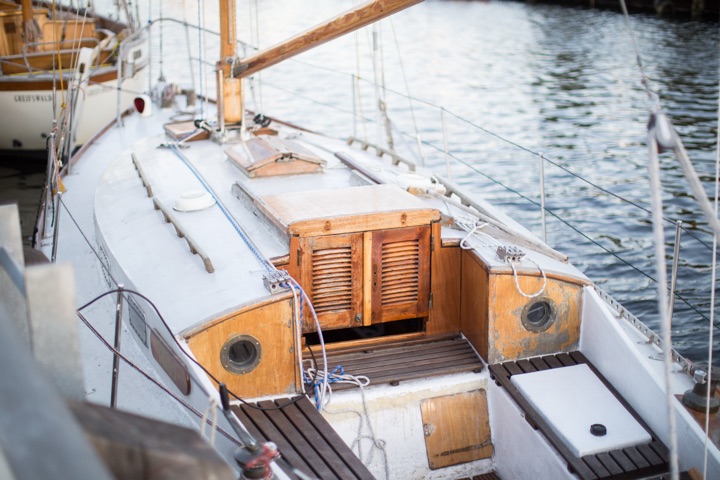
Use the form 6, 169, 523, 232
298, 233, 363, 331
370, 226, 431, 323
294, 226, 431, 332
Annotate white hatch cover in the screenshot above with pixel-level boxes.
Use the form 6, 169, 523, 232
510, 363, 651, 457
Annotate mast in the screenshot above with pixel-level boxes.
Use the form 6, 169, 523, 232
218, 0, 243, 126
21, 0, 40, 48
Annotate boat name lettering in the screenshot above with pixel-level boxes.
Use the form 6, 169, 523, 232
14, 94, 53, 103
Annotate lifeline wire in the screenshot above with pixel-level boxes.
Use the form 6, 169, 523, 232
262, 58, 714, 253
57, 158, 311, 412
77, 309, 244, 448
77, 287, 310, 412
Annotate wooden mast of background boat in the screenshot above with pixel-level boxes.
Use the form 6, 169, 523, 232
20, 0, 39, 49
217, 0, 423, 126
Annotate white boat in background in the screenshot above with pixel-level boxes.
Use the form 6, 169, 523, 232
22, 0, 720, 479
0, 0, 147, 159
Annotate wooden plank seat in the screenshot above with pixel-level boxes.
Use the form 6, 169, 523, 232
231, 396, 374, 480
458, 473, 502, 480
304, 334, 484, 391
489, 351, 669, 480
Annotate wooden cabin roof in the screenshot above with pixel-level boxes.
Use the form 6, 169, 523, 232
258, 184, 441, 236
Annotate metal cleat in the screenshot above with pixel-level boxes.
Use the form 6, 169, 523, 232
262, 269, 292, 294
497, 245, 525, 263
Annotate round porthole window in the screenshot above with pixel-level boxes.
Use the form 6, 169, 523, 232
521, 298, 556, 333
221, 334, 262, 374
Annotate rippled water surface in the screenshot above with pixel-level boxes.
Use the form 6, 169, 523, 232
2, 0, 718, 363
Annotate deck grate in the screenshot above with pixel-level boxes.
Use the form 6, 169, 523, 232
305, 334, 484, 391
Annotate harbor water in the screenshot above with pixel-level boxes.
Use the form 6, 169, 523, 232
0, 0, 718, 364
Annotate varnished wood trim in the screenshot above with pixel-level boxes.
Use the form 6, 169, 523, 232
306, 331, 432, 354
181, 291, 293, 339
427, 222, 461, 336
462, 247, 591, 287
287, 210, 440, 237
362, 231, 372, 327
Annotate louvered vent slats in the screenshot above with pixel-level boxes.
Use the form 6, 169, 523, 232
381, 239, 420, 306
312, 246, 353, 313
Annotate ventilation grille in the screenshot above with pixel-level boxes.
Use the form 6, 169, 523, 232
381, 239, 420, 306
311, 246, 353, 313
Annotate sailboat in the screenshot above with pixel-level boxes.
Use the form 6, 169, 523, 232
0, 0, 147, 158
30, 0, 720, 478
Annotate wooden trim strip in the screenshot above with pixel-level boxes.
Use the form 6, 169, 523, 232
152, 197, 214, 274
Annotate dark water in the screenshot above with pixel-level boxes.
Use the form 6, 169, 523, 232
1, 0, 718, 364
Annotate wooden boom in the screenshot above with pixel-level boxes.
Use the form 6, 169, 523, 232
234, 0, 423, 79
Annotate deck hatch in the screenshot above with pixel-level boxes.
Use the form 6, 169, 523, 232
225, 135, 326, 178
489, 352, 669, 480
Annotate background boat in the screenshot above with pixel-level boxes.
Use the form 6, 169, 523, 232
0, 0, 148, 158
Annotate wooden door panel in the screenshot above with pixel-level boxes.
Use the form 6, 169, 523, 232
299, 233, 363, 331
371, 226, 431, 323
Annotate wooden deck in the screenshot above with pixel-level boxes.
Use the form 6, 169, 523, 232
305, 334, 484, 391
231, 396, 374, 480
489, 351, 669, 480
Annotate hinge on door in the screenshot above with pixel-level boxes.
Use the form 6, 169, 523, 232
430, 234, 435, 252
429, 292, 433, 310
297, 247, 301, 266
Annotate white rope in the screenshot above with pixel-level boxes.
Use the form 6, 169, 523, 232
294, 281, 329, 410
305, 367, 389, 480
200, 395, 219, 446
509, 258, 547, 299
287, 281, 306, 395
455, 216, 499, 250
455, 215, 546, 297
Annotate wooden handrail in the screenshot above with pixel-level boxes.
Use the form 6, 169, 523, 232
234, 0, 423, 79
153, 197, 215, 274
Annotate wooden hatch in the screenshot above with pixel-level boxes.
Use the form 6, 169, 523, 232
226, 135, 326, 177
237, 184, 440, 333
420, 390, 493, 469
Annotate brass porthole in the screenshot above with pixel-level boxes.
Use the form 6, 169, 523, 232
221, 334, 262, 374
521, 297, 556, 333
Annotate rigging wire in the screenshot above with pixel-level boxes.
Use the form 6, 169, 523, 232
703, 35, 720, 479
265, 57, 715, 252
647, 123, 680, 480
388, 17, 424, 166
77, 287, 310, 413
56, 156, 323, 414
261, 73, 716, 328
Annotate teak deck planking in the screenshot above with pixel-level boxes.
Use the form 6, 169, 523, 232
305, 335, 483, 390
